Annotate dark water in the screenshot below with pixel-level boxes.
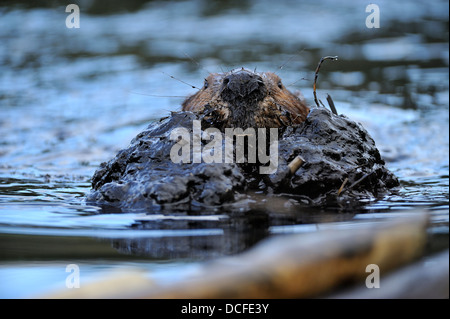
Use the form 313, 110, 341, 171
0, 0, 448, 298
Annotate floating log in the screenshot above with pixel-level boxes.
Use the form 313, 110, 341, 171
329, 249, 449, 299
43, 213, 429, 299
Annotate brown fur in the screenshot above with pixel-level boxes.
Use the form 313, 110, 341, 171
182, 68, 309, 128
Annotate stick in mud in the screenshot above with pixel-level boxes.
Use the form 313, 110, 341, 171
313, 56, 338, 108
350, 173, 372, 188
288, 155, 305, 174
326, 94, 338, 115
337, 177, 349, 197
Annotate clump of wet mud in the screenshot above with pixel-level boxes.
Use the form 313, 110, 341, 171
270, 108, 399, 203
88, 111, 247, 210
86, 107, 399, 210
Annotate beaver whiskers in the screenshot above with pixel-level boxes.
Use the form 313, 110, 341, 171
182, 67, 310, 129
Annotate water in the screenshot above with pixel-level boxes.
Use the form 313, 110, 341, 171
0, 0, 448, 298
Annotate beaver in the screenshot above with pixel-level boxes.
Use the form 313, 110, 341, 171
182, 68, 310, 129
87, 67, 399, 209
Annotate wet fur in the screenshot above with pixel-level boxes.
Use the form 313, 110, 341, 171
182, 68, 310, 129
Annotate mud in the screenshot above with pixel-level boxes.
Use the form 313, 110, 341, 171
86, 107, 399, 210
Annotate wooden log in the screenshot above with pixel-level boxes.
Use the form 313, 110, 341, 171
141, 214, 428, 299
43, 213, 429, 299
42, 269, 154, 299
328, 249, 449, 299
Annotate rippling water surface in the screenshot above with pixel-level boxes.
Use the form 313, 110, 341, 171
0, 0, 448, 298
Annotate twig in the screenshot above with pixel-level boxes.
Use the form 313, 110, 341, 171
337, 164, 368, 196
337, 177, 349, 196
313, 56, 338, 108
288, 156, 305, 174
326, 94, 338, 115
348, 173, 372, 190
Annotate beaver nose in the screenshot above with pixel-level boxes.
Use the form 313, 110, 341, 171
222, 70, 265, 101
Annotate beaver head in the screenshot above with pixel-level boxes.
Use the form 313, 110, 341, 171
182, 68, 310, 129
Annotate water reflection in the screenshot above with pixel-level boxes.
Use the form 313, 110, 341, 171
111, 204, 358, 259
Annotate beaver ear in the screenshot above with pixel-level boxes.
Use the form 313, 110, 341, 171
203, 79, 209, 89
277, 80, 283, 89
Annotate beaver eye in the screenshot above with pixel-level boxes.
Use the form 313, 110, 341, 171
277, 80, 283, 89
203, 79, 209, 89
